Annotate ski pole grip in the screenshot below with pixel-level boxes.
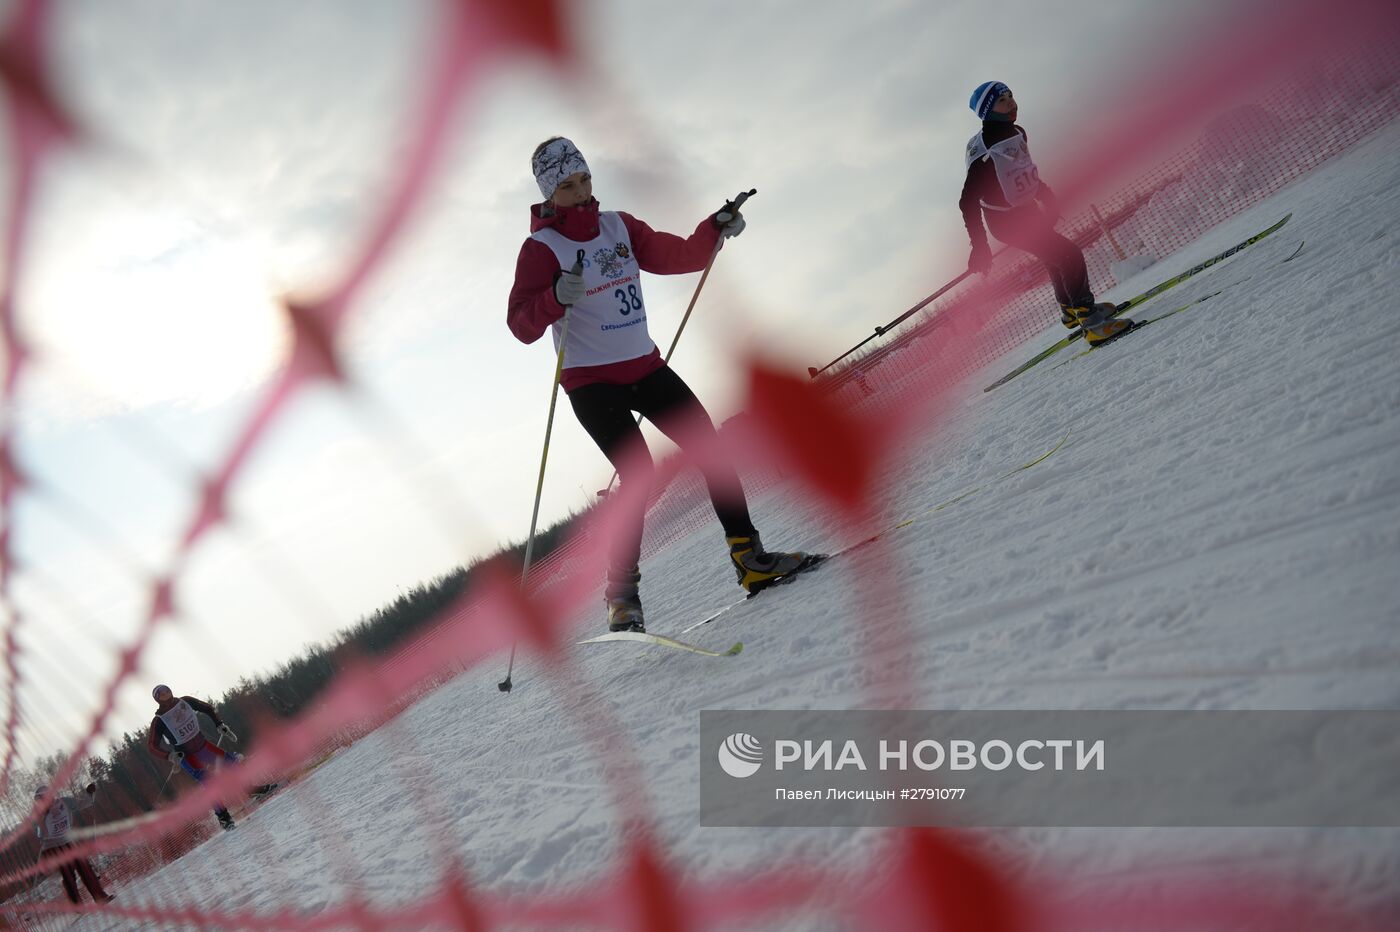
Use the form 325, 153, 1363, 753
570, 248, 584, 275
726, 188, 757, 215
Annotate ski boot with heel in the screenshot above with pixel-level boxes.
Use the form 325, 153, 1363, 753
727, 534, 822, 595
605, 566, 645, 633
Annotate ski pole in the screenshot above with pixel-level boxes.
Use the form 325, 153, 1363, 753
499, 249, 585, 694
598, 188, 755, 497
157, 761, 180, 797
808, 256, 999, 378
810, 269, 972, 377
661, 189, 754, 364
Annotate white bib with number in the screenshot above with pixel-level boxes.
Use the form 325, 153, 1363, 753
532, 212, 656, 369
966, 130, 1042, 209
159, 699, 202, 746
40, 803, 71, 848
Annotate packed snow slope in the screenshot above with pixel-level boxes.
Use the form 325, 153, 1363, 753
72, 121, 1400, 929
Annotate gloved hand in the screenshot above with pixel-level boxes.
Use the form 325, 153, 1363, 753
968, 244, 992, 274
713, 189, 755, 239
714, 208, 746, 239
168, 751, 184, 764
217, 723, 238, 742
553, 269, 585, 307
553, 251, 587, 307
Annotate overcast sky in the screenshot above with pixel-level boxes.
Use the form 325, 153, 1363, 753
5, 0, 1221, 761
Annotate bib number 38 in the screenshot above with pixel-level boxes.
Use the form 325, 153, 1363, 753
615, 284, 643, 316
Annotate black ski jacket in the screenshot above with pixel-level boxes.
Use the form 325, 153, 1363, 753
958, 121, 1058, 251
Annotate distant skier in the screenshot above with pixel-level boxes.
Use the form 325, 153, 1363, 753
33, 784, 114, 905
960, 82, 1135, 345
507, 137, 815, 632
146, 684, 254, 830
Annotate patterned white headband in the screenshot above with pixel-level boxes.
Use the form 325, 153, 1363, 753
532, 137, 591, 200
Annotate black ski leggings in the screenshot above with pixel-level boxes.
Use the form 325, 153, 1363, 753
568, 365, 755, 577
986, 205, 1095, 309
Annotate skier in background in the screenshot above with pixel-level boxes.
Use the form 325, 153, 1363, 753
960, 81, 1136, 345
33, 783, 114, 905
146, 684, 245, 830
507, 137, 815, 633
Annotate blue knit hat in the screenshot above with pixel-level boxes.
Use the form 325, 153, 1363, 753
970, 81, 1010, 119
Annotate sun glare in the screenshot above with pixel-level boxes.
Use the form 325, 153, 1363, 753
27, 213, 287, 414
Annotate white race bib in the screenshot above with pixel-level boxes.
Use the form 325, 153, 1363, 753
159, 699, 203, 745
966, 131, 1042, 208
531, 212, 657, 369
41, 804, 71, 846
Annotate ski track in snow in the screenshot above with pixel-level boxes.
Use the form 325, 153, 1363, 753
66, 122, 1400, 929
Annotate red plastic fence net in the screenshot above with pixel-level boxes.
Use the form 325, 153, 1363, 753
0, 0, 1396, 929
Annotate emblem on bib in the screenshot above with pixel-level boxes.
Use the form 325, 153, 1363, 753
592, 242, 632, 278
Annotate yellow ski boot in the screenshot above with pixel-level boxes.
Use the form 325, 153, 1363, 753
727, 534, 821, 595
1067, 303, 1138, 346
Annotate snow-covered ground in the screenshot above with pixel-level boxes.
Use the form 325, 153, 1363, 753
60, 119, 1400, 930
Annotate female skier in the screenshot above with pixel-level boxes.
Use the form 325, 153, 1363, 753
507, 137, 814, 632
